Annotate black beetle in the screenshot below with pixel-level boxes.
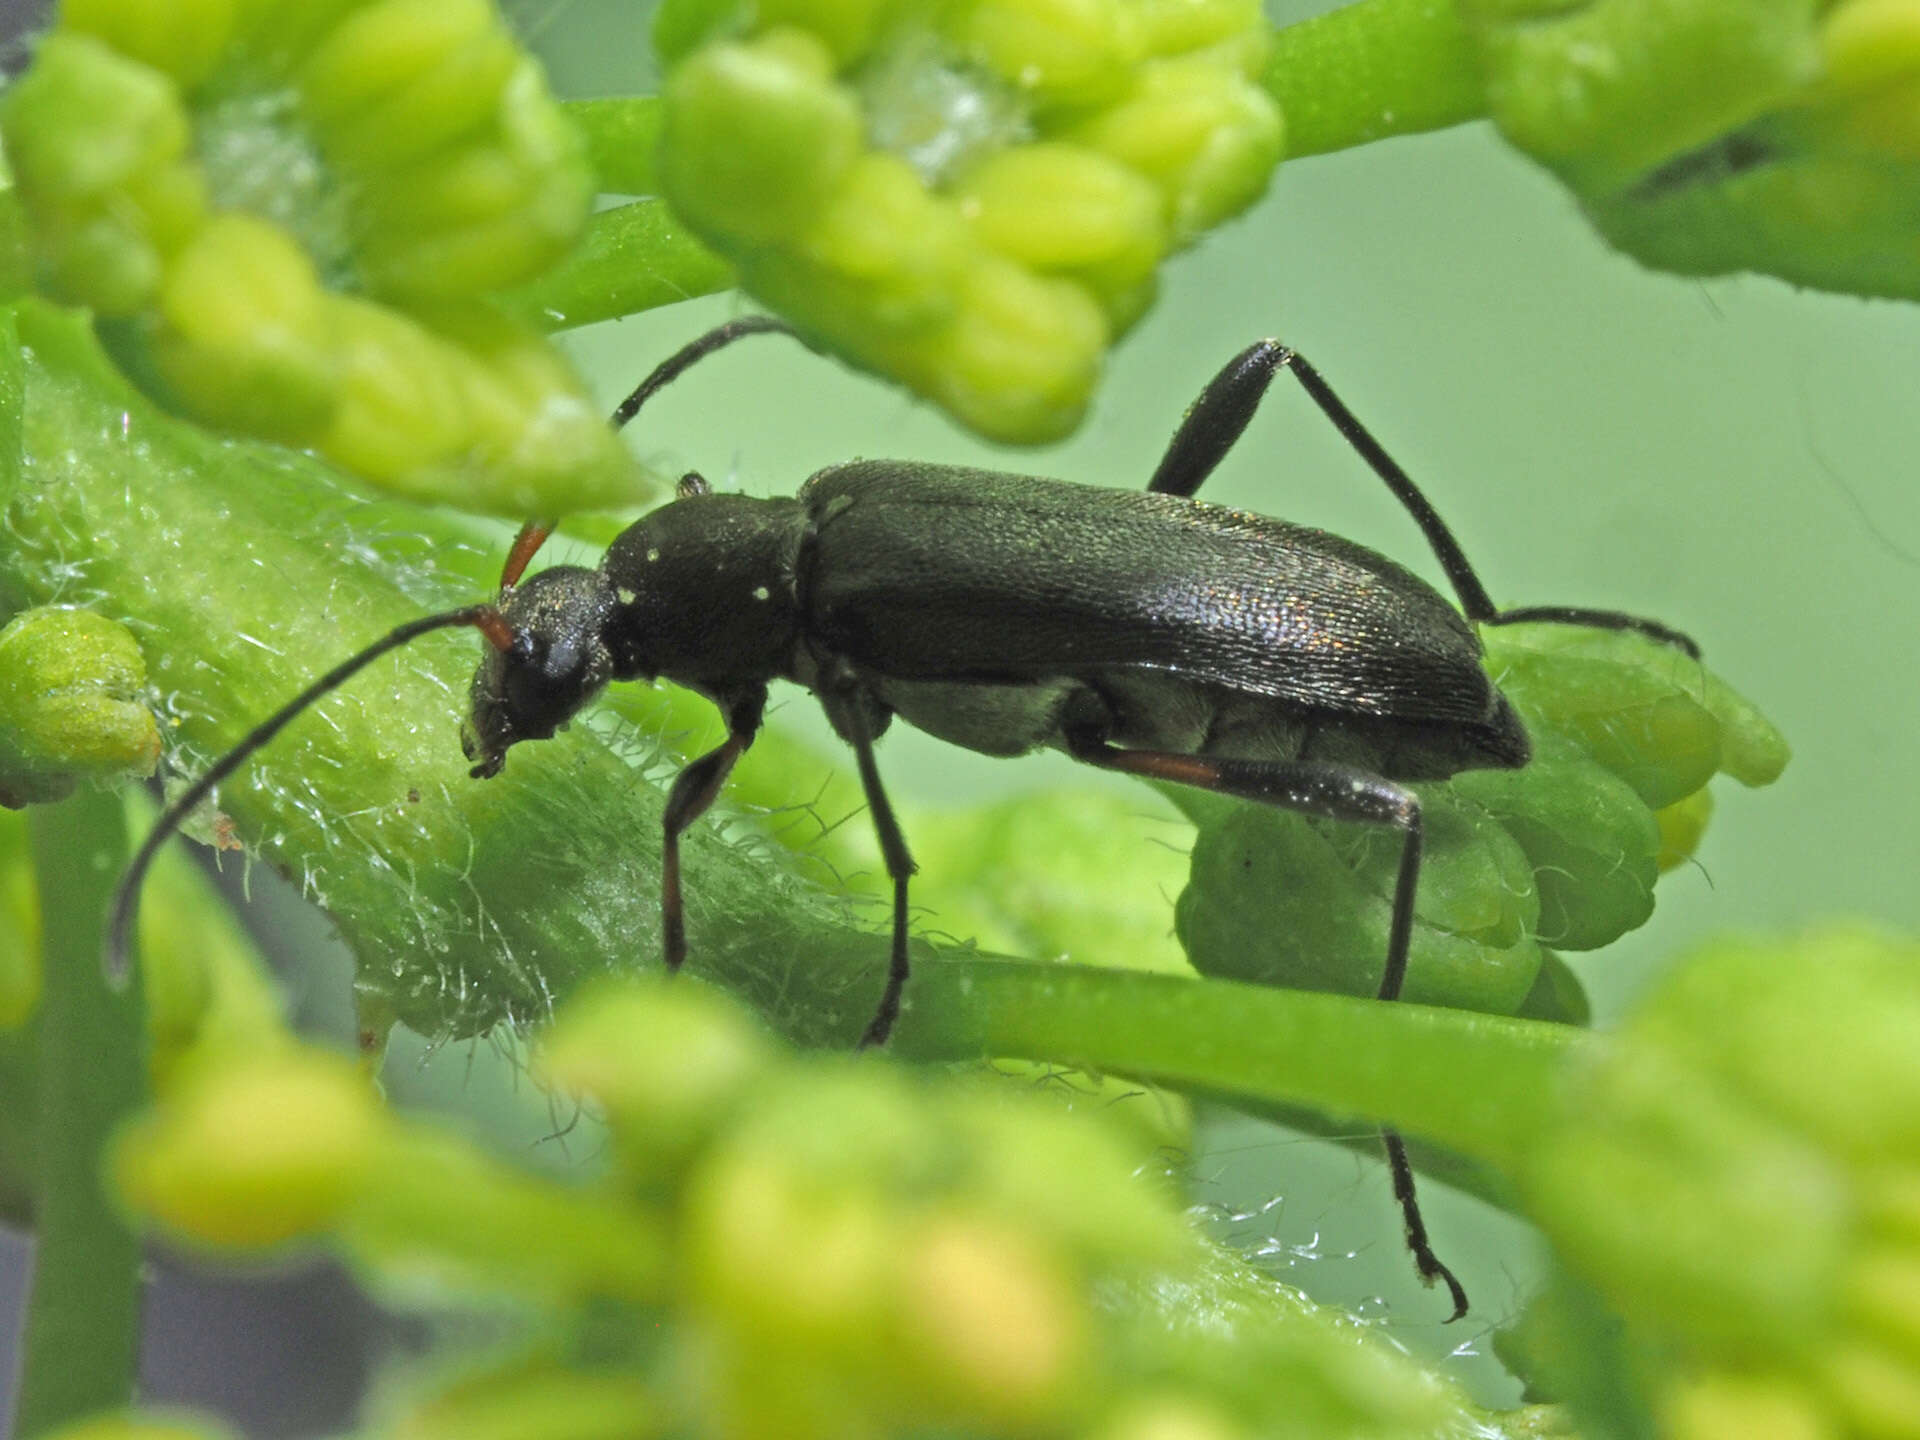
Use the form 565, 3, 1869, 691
112, 318, 1695, 1315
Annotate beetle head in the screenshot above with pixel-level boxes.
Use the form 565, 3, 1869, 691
462, 565, 617, 778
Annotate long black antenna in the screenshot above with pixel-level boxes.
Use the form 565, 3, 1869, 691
106, 605, 504, 986
610, 315, 797, 432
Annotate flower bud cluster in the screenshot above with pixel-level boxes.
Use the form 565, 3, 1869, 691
1176, 625, 1787, 1018
0, 0, 638, 513
1458, 0, 1920, 299
654, 0, 1283, 442
105, 977, 1501, 1439
1523, 929, 1920, 1440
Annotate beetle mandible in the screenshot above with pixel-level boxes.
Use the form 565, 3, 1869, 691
112, 318, 1696, 1317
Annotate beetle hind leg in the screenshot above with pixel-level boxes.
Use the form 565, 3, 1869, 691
1065, 732, 1468, 1318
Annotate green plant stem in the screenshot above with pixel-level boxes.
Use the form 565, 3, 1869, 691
1264, 0, 1489, 159
501, 198, 735, 331
563, 97, 666, 196
896, 959, 1578, 1174
16, 787, 146, 1437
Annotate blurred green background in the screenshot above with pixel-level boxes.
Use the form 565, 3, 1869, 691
512, 0, 1920, 1401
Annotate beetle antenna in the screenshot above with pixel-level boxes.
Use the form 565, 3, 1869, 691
609, 315, 797, 432
493, 318, 802, 590
105, 605, 510, 987
500, 517, 557, 591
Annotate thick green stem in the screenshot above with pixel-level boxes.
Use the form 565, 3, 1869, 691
1265, 0, 1489, 158
16, 788, 146, 1436
895, 960, 1578, 1175
563, 97, 667, 197
501, 198, 734, 331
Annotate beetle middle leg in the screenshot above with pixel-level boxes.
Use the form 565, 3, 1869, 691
1065, 731, 1469, 1318
660, 690, 765, 973
818, 663, 919, 1049
1150, 340, 1699, 657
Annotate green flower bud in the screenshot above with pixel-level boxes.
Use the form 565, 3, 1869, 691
657, 0, 1281, 441
386, 1364, 658, 1440
342, 1123, 667, 1304
1064, 49, 1284, 245
1090, 1397, 1252, 1440
112, 1046, 385, 1248
35, 1412, 237, 1440
0, 607, 159, 809
1453, 737, 1660, 952
150, 212, 339, 445
1522, 929, 1920, 1439
944, 0, 1147, 110
298, 0, 521, 174
537, 977, 775, 1181
0, 33, 201, 314
660, 28, 866, 246
953, 143, 1169, 326
891, 1213, 1087, 1428
1176, 784, 1545, 1014
1, 0, 628, 516
1655, 786, 1715, 872
63, 0, 241, 91
1457, 0, 1920, 299
1175, 625, 1785, 1011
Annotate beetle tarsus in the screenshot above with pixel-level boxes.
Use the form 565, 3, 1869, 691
1386, 1128, 1470, 1321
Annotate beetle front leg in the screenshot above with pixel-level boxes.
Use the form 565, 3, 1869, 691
1064, 733, 1468, 1319
660, 689, 765, 974
819, 667, 918, 1049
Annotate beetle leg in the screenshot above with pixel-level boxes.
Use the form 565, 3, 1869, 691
1064, 733, 1468, 1318
1153, 341, 1699, 657
1481, 604, 1701, 659
819, 667, 919, 1048
660, 689, 766, 974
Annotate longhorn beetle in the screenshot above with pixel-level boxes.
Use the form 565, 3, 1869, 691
110, 318, 1697, 1317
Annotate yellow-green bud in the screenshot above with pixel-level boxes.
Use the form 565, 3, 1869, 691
1655, 787, 1715, 872
953, 143, 1168, 326
152, 213, 339, 445
537, 977, 774, 1179
63, 0, 240, 92
892, 1213, 1086, 1428
35, 1411, 237, 1440
0, 607, 159, 809
0, 33, 199, 314
385, 1363, 658, 1440
1065, 51, 1284, 245
661, 29, 865, 246
112, 1047, 385, 1248
1091, 1397, 1253, 1440
1523, 929, 1920, 1438
945, 0, 1146, 110
342, 1124, 667, 1304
